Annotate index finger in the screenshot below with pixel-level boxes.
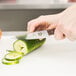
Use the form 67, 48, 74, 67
27, 18, 49, 32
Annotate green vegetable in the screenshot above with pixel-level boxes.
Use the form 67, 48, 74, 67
13, 39, 46, 55
2, 58, 19, 65
5, 52, 23, 61
2, 38, 46, 65
6, 50, 15, 53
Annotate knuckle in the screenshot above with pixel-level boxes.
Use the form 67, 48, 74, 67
27, 19, 35, 26
27, 20, 32, 25
39, 15, 45, 19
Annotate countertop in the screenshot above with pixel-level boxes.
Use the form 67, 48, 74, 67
0, 31, 76, 76
0, 3, 75, 9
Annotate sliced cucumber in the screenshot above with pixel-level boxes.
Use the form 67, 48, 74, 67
13, 38, 46, 55
6, 50, 14, 53
5, 52, 23, 61
2, 38, 46, 65
2, 58, 19, 65
6, 50, 24, 55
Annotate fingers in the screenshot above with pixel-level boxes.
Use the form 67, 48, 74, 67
27, 14, 66, 40
54, 27, 65, 40
27, 19, 40, 32
27, 18, 50, 32
55, 23, 76, 41
47, 23, 57, 30
63, 28, 76, 41
47, 23, 65, 40
27, 14, 59, 33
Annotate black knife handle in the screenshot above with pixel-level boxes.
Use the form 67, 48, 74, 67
47, 29, 55, 35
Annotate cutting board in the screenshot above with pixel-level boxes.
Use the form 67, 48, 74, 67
0, 32, 76, 76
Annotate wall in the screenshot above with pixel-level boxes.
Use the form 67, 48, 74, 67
0, 9, 64, 31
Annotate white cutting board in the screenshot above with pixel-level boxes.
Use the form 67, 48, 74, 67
0, 32, 76, 76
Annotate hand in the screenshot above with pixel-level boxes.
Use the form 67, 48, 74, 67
27, 13, 64, 39
58, 4, 76, 40
27, 4, 76, 41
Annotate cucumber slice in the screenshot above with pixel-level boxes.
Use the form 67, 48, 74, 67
13, 39, 46, 55
5, 52, 23, 61
2, 58, 19, 65
6, 50, 14, 53
6, 50, 24, 55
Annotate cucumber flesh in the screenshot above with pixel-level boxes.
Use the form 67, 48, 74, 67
13, 40, 28, 55
5, 52, 23, 61
2, 58, 19, 65
13, 39, 46, 55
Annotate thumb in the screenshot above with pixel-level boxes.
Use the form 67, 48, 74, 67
54, 27, 65, 40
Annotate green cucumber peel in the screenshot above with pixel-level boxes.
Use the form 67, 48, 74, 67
4, 52, 23, 61
2, 58, 19, 65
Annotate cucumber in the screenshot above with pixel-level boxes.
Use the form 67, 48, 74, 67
6, 50, 24, 55
6, 50, 15, 53
5, 52, 23, 61
13, 38, 46, 55
2, 38, 46, 65
2, 58, 19, 65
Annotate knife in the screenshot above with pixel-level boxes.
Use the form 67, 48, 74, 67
17, 29, 55, 40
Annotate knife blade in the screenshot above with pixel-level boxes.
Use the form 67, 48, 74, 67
17, 29, 55, 40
